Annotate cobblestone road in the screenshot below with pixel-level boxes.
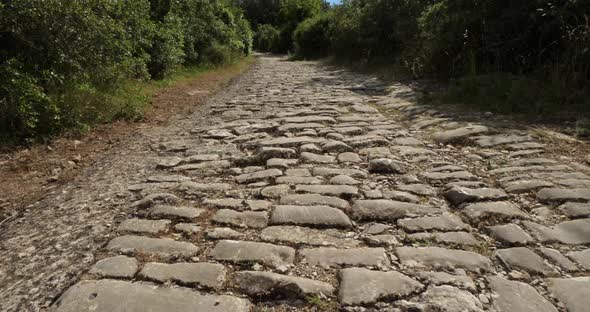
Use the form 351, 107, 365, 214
5, 55, 590, 311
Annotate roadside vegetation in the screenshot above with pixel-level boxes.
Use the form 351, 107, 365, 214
0, 0, 253, 145
241, 0, 590, 117
2, 0, 589, 146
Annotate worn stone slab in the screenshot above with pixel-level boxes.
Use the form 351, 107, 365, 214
270, 205, 352, 228
254, 147, 297, 162
487, 276, 557, 312
209, 240, 295, 267
106, 236, 199, 258
568, 249, 590, 270
445, 187, 508, 205
463, 201, 528, 224
235, 271, 334, 297
275, 176, 322, 185
236, 169, 282, 184
178, 181, 232, 194
301, 152, 337, 164
204, 198, 244, 210
338, 268, 423, 306
89, 256, 138, 279
557, 203, 590, 219
537, 188, 590, 203
502, 179, 554, 193
396, 247, 493, 272
52, 280, 251, 312
546, 277, 590, 312
321, 141, 353, 153
397, 183, 437, 196
301, 247, 389, 268
330, 174, 360, 185
539, 247, 578, 272
487, 224, 533, 245
338, 152, 362, 163
312, 167, 368, 178
151, 205, 206, 220
368, 158, 407, 174
257, 136, 325, 147
408, 231, 480, 246
260, 184, 291, 199
416, 272, 476, 291
474, 134, 533, 147
433, 125, 489, 144
280, 194, 350, 210
400, 285, 483, 312
398, 213, 470, 233
174, 223, 201, 235
261, 226, 359, 247
495, 247, 557, 276
523, 219, 590, 245
117, 219, 170, 235
212, 209, 268, 228
295, 184, 358, 197
421, 171, 478, 183
352, 200, 439, 221
140, 262, 226, 289
205, 227, 245, 240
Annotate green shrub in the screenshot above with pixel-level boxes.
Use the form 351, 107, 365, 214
149, 14, 185, 79
293, 13, 334, 59
255, 24, 281, 52
0, 0, 252, 144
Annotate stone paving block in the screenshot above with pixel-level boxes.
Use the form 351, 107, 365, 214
234, 271, 334, 297
301, 247, 389, 268
487, 276, 558, 312
545, 277, 590, 312
209, 240, 295, 267
338, 268, 423, 306
89, 256, 138, 279
139, 262, 226, 289
106, 235, 199, 258
52, 280, 251, 312
270, 205, 352, 228
396, 247, 493, 272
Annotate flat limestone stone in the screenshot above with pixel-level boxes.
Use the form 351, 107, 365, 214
495, 247, 557, 276
487, 276, 557, 312
139, 262, 226, 289
420, 171, 478, 183
235, 271, 334, 297
408, 231, 480, 246
396, 247, 493, 272
539, 247, 578, 272
397, 213, 470, 233
295, 184, 358, 197
312, 167, 368, 178
487, 224, 533, 245
270, 205, 352, 228
212, 209, 269, 228
433, 125, 489, 144
546, 277, 590, 312
338, 268, 423, 306
557, 202, 590, 218
52, 280, 251, 312
368, 158, 407, 174
568, 249, 590, 270
416, 272, 476, 291
537, 188, 590, 203
275, 176, 322, 185
203, 198, 244, 210
209, 240, 295, 267
178, 182, 232, 194
338, 152, 362, 163
174, 223, 202, 235
260, 226, 360, 247
444, 187, 508, 205
151, 205, 206, 220
463, 201, 528, 224
117, 219, 171, 235
301, 247, 389, 268
401, 285, 483, 312
502, 179, 553, 194
352, 200, 439, 221
279, 194, 350, 210
523, 219, 590, 245
236, 169, 282, 184
89, 256, 138, 278
300, 152, 337, 164
106, 236, 199, 257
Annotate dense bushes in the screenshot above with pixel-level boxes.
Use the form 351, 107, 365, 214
0, 0, 252, 144
255, 24, 281, 53
282, 0, 590, 113
293, 13, 333, 59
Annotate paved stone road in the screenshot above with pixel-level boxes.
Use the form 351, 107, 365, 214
19, 55, 590, 311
